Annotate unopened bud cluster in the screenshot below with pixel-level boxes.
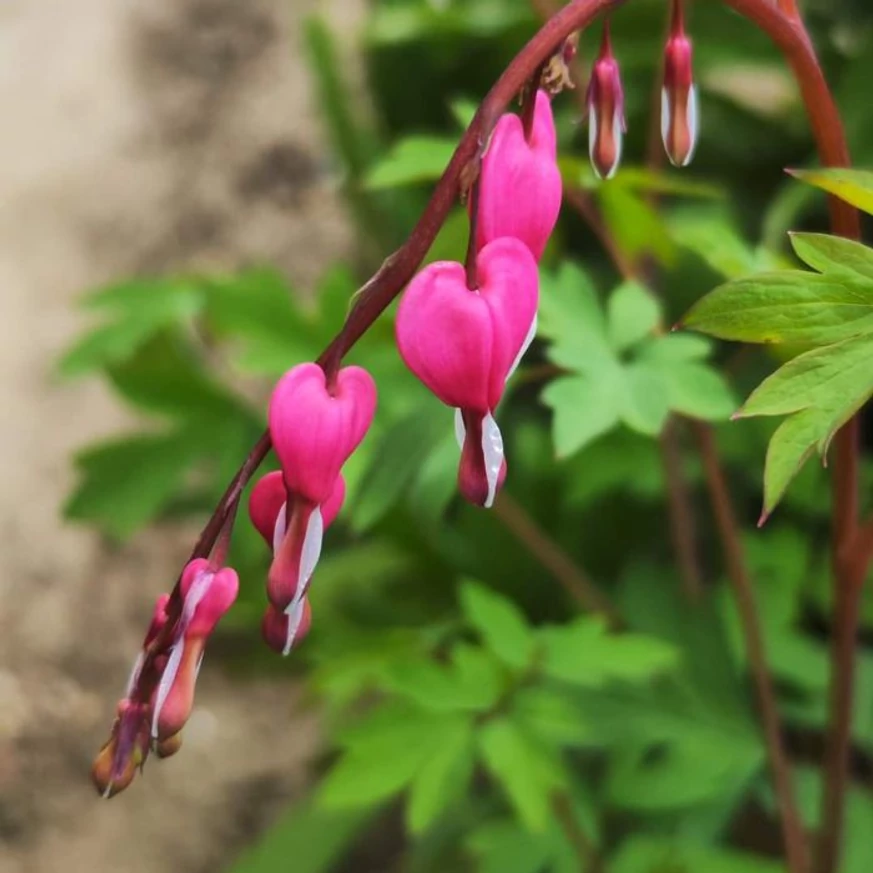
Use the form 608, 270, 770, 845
587, 1, 698, 178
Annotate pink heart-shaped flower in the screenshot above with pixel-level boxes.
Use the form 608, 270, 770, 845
476, 90, 562, 261
269, 363, 377, 504
396, 237, 539, 413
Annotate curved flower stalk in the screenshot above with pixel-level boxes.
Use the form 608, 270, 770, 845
475, 89, 563, 260
396, 238, 539, 507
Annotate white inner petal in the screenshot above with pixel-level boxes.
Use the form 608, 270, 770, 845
272, 501, 288, 554
481, 413, 504, 509
685, 85, 699, 167
607, 111, 623, 180
454, 408, 466, 450
298, 506, 324, 593
124, 652, 145, 698
588, 106, 600, 177
660, 86, 671, 157
282, 599, 307, 657
506, 312, 538, 383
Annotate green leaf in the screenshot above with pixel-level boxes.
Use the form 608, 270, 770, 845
538, 263, 611, 370
365, 136, 457, 189
660, 361, 736, 421
685, 271, 873, 345
619, 364, 670, 436
477, 719, 563, 832
322, 707, 466, 808
539, 617, 679, 688
467, 821, 554, 873
610, 837, 783, 873
406, 718, 475, 834
105, 331, 246, 419
64, 430, 204, 540
511, 686, 591, 748
607, 282, 661, 350
542, 375, 621, 458
734, 333, 873, 513
599, 184, 677, 266
790, 232, 873, 282
228, 800, 371, 873
789, 167, 873, 216
351, 403, 447, 531
459, 580, 535, 670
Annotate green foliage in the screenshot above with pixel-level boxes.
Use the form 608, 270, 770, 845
686, 189, 873, 513
62, 3, 873, 872
540, 264, 734, 457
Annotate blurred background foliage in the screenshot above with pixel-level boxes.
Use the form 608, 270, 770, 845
61, 0, 873, 871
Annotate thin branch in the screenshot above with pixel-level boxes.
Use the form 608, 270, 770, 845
492, 492, 623, 628
551, 792, 600, 872
660, 421, 703, 600
694, 423, 809, 873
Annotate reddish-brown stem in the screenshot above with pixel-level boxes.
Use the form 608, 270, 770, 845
695, 423, 809, 873
660, 421, 703, 600
492, 492, 623, 628
465, 178, 481, 291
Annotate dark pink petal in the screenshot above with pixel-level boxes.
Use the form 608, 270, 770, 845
458, 410, 507, 508
396, 260, 494, 411
586, 22, 626, 180
262, 600, 312, 656
269, 363, 377, 505
476, 90, 562, 260
661, 1, 698, 168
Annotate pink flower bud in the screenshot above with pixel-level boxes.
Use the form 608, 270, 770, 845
661, 0, 698, 168
269, 363, 377, 505
91, 699, 150, 798
396, 237, 538, 507
586, 21, 626, 180
261, 599, 312, 656
267, 497, 323, 611
475, 90, 562, 261
151, 559, 238, 741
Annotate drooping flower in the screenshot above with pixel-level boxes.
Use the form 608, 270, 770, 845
150, 559, 238, 742
475, 89, 562, 261
661, 0, 698, 168
586, 20, 626, 180
260, 364, 376, 654
396, 237, 539, 507
269, 363, 376, 505
91, 699, 151, 798
249, 471, 345, 655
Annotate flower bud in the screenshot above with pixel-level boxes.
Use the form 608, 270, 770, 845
91, 700, 149, 798
586, 21, 626, 180
151, 560, 238, 741
269, 363, 377, 505
476, 90, 562, 261
661, 0, 698, 168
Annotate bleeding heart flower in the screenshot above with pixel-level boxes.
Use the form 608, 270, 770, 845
396, 237, 539, 507
661, 0, 698, 168
151, 559, 238, 742
475, 89, 562, 261
269, 363, 377, 505
586, 20, 626, 180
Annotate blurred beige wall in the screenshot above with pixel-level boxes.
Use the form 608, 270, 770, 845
0, 1, 363, 871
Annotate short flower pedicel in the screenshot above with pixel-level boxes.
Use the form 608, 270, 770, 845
475, 89, 563, 261
586, 20, 626, 180
396, 237, 539, 507
260, 363, 376, 653
661, 0, 699, 168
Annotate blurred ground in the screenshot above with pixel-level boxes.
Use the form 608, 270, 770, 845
0, 1, 364, 870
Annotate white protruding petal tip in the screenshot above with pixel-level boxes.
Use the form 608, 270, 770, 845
481, 414, 504, 510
